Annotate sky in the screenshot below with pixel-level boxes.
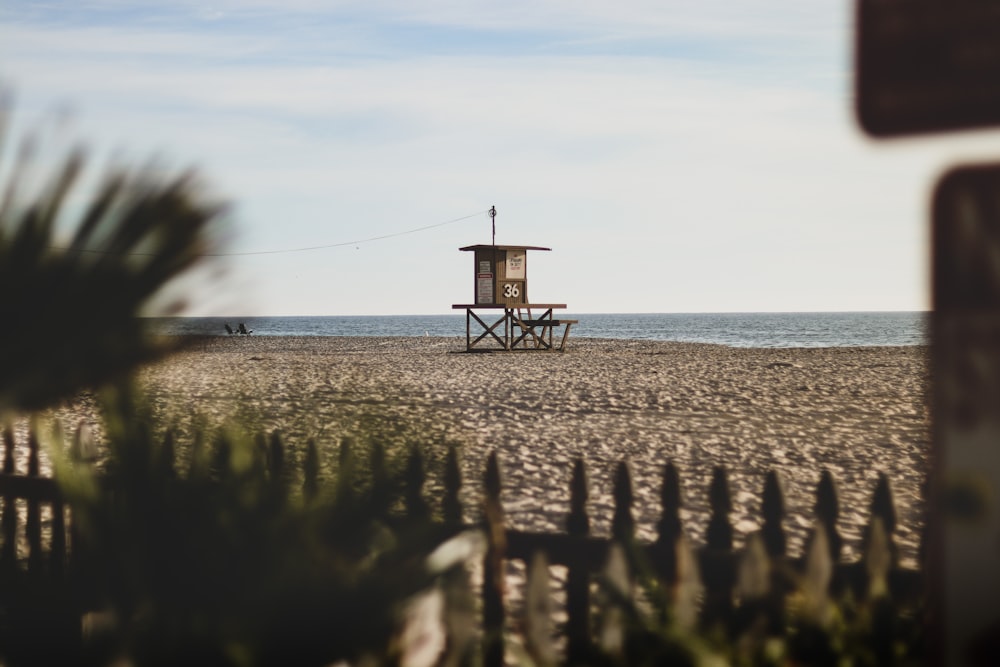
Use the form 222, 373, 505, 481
3, 1, 1000, 316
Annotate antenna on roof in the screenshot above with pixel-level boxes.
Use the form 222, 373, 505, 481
489, 205, 496, 246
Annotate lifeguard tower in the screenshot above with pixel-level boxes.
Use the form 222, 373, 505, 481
452, 207, 576, 351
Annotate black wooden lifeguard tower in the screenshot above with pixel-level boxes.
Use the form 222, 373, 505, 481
452, 208, 576, 351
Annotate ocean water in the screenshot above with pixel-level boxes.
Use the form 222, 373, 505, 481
150, 311, 927, 348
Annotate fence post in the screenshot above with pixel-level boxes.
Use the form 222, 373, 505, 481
336, 437, 355, 507
482, 451, 505, 667
443, 445, 463, 527
611, 461, 634, 543
303, 438, 319, 503
252, 432, 268, 482
1, 424, 16, 573
268, 431, 287, 506
706, 466, 733, 551
672, 535, 702, 633
733, 532, 772, 651
159, 429, 177, 479
856, 473, 899, 609
759, 470, 789, 636
862, 516, 895, 665
268, 431, 284, 478
68, 424, 88, 587
761, 470, 786, 559
566, 458, 591, 665
438, 445, 471, 667
524, 551, 556, 666
654, 461, 684, 585
606, 461, 636, 657
814, 470, 843, 565
54, 423, 93, 581
701, 466, 735, 629
2, 424, 14, 474
26, 427, 42, 575
800, 523, 834, 628
51, 490, 66, 580
212, 435, 234, 481
188, 428, 207, 479
404, 446, 429, 524
866, 472, 899, 567
597, 542, 630, 660
370, 441, 390, 518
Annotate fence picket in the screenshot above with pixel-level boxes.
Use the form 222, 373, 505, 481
370, 441, 389, 518
2, 424, 14, 474
159, 429, 177, 479
648, 461, 684, 629
737, 532, 770, 601
761, 470, 786, 558
733, 532, 772, 647
864, 516, 892, 600
672, 534, 701, 633
701, 466, 736, 628
706, 466, 733, 551
68, 424, 86, 584
567, 458, 589, 538
525, 550, 557, 666
440, 542, 477, 667
443, 445, 463, 527
814, 469, 843, 564
867, 472, 899, 566
303, 438, 319, 503
801, 524, 834, 627
267, 431, 287, 507
482, 451, 505, 667
611, 461, 634, 542
26, 429, 41, 574
655, 461, 683, 567
51, 496, 66, 579
0, 426, 925, 666
1, 425, 16, 574
405, 446, 429, 524
565, 458, 590, 664
336, 437, 355, 506
597, 542, 629, 659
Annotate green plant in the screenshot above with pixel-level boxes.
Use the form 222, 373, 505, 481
0, 103, 226, 412
0, 105, 463, 666
54, 387, 456, 667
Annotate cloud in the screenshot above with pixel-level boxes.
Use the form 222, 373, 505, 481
3, 1, 987, 314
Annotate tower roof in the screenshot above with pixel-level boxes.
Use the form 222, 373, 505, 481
459, 244, 551, 252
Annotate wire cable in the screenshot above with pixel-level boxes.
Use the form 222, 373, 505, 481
53, 209, 489, 257
205, 209, 487, 256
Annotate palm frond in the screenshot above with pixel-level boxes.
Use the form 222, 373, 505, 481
0, 112, 227, 411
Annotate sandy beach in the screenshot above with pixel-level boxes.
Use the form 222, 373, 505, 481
56, 336, 929, 567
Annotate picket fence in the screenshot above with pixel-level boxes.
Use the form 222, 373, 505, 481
0, 424, 925, 665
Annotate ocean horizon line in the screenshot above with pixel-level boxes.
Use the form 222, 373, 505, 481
152, 309, 929, 319
147, 312, 927, 349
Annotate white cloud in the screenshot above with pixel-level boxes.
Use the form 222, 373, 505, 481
177, 0, 840, 42
4, 1, 991, 314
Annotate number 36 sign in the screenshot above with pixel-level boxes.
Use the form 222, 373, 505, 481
502, 283, 520, 299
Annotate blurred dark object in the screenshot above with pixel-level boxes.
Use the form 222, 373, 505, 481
0, 398, 461, 667
856, 0, 1000, 137
0, 106, 226, 411
932, 164, 1000, 433
931, 163, 1000, 666
933, 165, 1000, 313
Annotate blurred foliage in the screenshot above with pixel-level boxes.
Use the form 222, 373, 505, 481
0, 104, 460, 666
0, 104, 226, 412
45, 386, 455, 667
579, 535, 927, 667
